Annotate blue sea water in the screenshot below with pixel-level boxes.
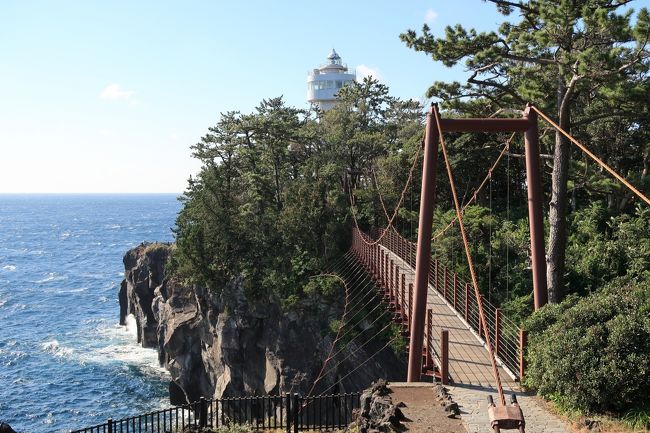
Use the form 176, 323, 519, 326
0, 194, 181, 433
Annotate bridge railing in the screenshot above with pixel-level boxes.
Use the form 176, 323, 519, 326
354, 227, 526, 381
71, 392, 361, 433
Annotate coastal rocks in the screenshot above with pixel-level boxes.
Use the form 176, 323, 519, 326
349, 379, 406, 433
0, 422, 17, 433
121, 243, 171, 347
119, 244, 406, 405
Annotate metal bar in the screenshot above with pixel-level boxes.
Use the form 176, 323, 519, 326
439, 117, 531, 132
495, 308, 501, 357
425, 308, 433, 369
408, 104, 440, 382
519, 329, 528, 382
443, 266, 448, 300
523, 105, 548, 310
464, 283, 469, 321
441, 329, 449, 385
453, 273, 457, 309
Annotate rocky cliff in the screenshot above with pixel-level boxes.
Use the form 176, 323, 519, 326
119, 243, 406, 404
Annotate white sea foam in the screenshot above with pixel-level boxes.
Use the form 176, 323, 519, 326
125, 314, 139, 338
35, 273, 68, 284
84, 317, 169, 377
2, 265, 16, 271
41, 340, 75, 359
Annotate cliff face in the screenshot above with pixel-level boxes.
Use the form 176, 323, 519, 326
120, 243, 406, 404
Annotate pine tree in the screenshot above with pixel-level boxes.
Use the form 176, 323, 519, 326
400, 0, 649, 302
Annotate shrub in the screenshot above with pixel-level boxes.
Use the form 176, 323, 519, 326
524, 277, 650, 414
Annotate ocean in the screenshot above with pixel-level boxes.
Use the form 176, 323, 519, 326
0, 194, 181, 433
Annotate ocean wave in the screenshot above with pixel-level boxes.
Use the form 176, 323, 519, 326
2, 265, 16, 272
41, 340, 75, 359
85, 319, 169, 377
35, 273, 68, 284
106, 224, 121, 230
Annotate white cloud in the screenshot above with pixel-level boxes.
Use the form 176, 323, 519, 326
100, 84, 135, 100
425, 8, 438, 24
356, 64, 383, 82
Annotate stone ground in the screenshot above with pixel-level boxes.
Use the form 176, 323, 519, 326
445, 384, 570, 433
389, 383, 465, 433
388, 382, 571, 433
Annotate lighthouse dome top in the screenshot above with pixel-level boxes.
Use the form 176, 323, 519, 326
327, 49, 341, 63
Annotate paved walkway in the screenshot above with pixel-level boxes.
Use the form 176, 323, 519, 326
447, 385, 570, 433
377, 246, 571, 433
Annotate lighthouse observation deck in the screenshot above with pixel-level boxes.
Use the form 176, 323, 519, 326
307, 49, 356, 110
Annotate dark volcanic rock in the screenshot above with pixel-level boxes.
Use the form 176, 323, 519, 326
119, 245, 407, 404
350, 380, 405, 433
0, 422, 17, 433
121, 243, 171, 347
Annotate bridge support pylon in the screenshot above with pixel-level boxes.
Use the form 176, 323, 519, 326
408, 104, 439, 382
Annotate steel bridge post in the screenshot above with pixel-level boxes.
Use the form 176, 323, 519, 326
408, 104, 439, 382
523, 105, 548, 310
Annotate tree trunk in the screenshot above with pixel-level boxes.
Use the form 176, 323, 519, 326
546, 79, 571, 304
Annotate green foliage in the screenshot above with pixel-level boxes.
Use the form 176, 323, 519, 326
621, 407, 650, 430
524, 278, 650, 414
172, 86, 424, 306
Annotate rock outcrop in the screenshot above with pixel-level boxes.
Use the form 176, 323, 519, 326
349, 379, 406, 433
120, 243, 406, 404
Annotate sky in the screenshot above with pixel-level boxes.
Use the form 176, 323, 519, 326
1, 1, 647, 193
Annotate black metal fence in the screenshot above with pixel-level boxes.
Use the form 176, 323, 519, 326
71, 393, 361, 433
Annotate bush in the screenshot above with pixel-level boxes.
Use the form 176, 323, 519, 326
524, 277, 650, 414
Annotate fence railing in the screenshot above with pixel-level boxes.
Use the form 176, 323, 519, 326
352, 227, 526, 381
71, 392, 361, 433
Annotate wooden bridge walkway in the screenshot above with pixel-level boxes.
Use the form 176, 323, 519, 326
376, 241, 518, 389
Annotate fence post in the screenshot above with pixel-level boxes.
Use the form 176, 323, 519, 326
464, 283, 469, 322
107, 419, 113, 433
390, 260, 394, 299
199, 397, 207, 427
441, 329, 449, 385
285, 393, 292, 433
408, 283, 413, 324
395, 265, 400, 304
425, 309, 433, 369
443, 266, 448, 299
519, 329, 528, 382
453, 274, 458, 310
434, 260, 438, 290
292, 394, 300, 433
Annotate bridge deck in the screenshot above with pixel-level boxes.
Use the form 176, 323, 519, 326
378, 244, 519, 389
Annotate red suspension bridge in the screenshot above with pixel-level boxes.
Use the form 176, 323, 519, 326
316, 103, 649, 433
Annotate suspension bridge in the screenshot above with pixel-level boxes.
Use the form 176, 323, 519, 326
311, 103, 649, 433
71, 103, 648, 433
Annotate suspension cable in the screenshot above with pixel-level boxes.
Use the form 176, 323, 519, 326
315, 334, 402, 397
303, 272, 351, 399
433, 106, 506, 406
348, 142, 422, 246
531, 105, 649, 206
432, 133, 516, 241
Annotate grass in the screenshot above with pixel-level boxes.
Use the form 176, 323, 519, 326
542, 396, 649, 433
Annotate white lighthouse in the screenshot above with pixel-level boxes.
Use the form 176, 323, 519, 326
307, 49, 356, 111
